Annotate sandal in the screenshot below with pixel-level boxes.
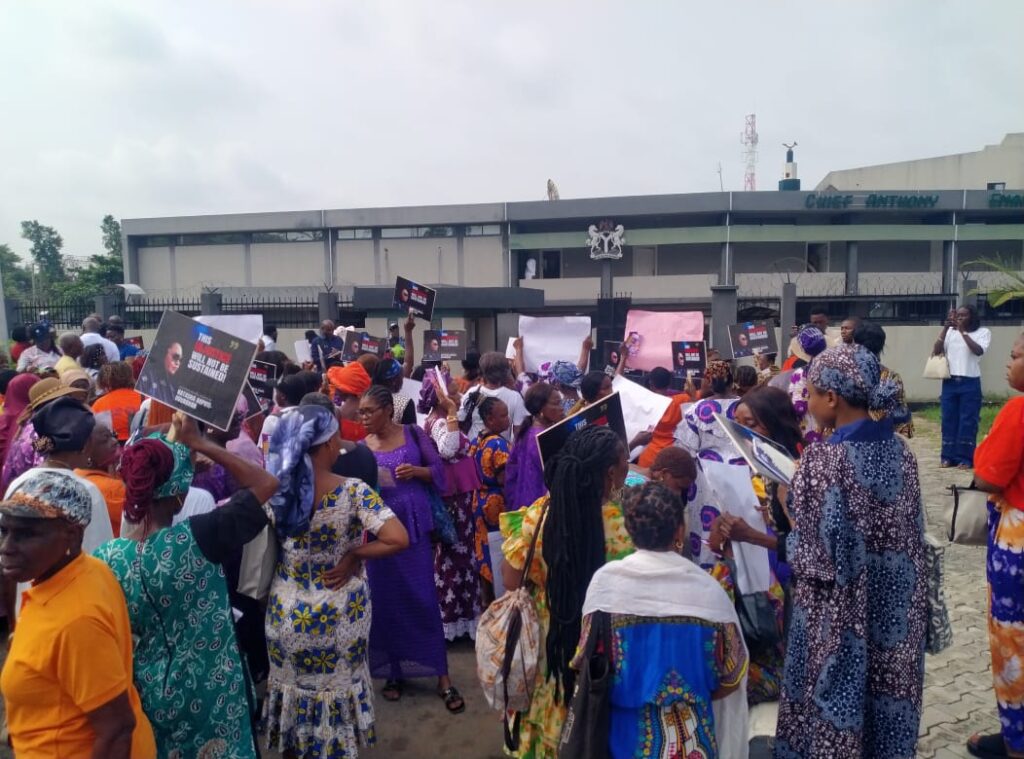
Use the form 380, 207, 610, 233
958, 463, 973, 471
382, 680, 403, 702
439, 685, 465, 714
941, 460, 955, 468
968, 732, 1008, 758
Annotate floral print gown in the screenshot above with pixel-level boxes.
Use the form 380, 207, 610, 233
468, 431, 510, 585
775, 419, 927, 758
263, 480, 395, 759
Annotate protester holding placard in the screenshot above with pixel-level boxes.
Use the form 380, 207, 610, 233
359, 385, 466, 714
458, 351, 528, 441
636, 366, 692, 468
504, 383, 564, 513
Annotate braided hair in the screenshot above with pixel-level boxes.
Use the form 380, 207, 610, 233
361, 384, 394, 415
622, 481, 685, 551
542, 424, 626, 704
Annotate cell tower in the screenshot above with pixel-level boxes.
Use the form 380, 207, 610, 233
740, 113, 759, 191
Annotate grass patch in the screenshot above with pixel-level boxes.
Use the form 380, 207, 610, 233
913, 399, 1004, 441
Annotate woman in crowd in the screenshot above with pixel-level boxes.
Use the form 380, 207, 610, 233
359, 385, 465, 712
15, 323, 61, 373
647, 446, 698, 509
418, 368, 481, 640
259, 372, 308, 452
263, 404, 409, 758
783, 325, 828, 442
326, 362, 373, 442
500, 424, 632, 757
853, 321, 915, 438
968, 332, 1024, 759
92, 361, 143, 443
576, 482, 749, 759
542, 360, 585, 415
459, 351, 528, 440
455, 351, 481, 394
0, 373, 38, 465
934, 305, 990, 468
0, 470, 156, 758
734, 364, 759, 396
675, 359, 743, 463
468, 397, 510, 600
775, 344, 927, 758
504, 383, 564, 512
95, 413, 279, 758
566, 370, 614, 416
636, 367, 691, 468
74, 419, 125, 537
373, 358, 417, 425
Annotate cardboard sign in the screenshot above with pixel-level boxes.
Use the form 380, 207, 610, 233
293, 339, 312, 365
248, 360, 277, 414
135, 310, 258, 431
241, 382, 264, 420
671, 341, 706, 378
622, 310, 704, 372
423, 329, 466, 361
342, 332, 386, 362
125, 336, 145, 351
611, 374, 672, 446
518, 315, 591, 373
603, 341, 622, 370
537, 392, 626, 468
195, 314, 263, 345
728, 320, 778, 359
393, 276, 436, 321
505, 337, 518, 360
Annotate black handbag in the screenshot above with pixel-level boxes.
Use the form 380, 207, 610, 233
724, 558, 782, 654
558, 611, 613, 759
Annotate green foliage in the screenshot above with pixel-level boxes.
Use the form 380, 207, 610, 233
20, 220, 65, 285
964, 257, 1024, 307
0, 244, 33, 299
101, 214, 122, 257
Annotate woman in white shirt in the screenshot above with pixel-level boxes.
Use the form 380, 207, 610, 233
933, 305, 991, 469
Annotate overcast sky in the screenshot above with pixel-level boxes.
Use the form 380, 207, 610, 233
1, 1, 1022, 260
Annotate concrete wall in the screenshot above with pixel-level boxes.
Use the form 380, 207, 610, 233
137, 246, 173, 293
657, 243, 721, 275
859, 240, 932, 272
818, 133, 1024, 191
463, 237, 505, 286
176, 244, 246, 291
250, 242, 324, 287
380, 238, 458, 285
337, 240, 376, 285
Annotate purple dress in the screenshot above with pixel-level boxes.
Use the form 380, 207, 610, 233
367, 426, 449, 680
503, 425, 547, 513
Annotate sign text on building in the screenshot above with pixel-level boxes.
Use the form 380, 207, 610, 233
804, 193, 940, 210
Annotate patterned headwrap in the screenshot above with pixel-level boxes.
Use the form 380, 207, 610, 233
791, 326, 828, 363
378, 358, 403, 382
417, 364, 452, 414
807, 344, 903, 414
266, 405, 339, 539
0, 469, 93, 526
120, 435, 194, 524
541, 360, 584, 390
703, 359, 731, 384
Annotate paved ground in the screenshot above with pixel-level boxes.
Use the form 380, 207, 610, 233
0, 415, 1001, 758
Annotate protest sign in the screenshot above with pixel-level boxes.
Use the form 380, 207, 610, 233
241, 382, 263, 420
727, 320, 778, 359
195, 315, 263, 345
611, 374, 673, 446
293, 339, 312, 365
135, 310, 257, 431
518, 315, 591, 373
423, 329, 467, 361
248, 360, 277, 414
713, 412, 796, 486
603, 340, 622, 371
701, 460, 771, 594
125, 335, 145, 351
393, 276, 436, 321
622, 310, 704, 372
671, 341, 706, 378
537, 392, 626, 468
505, 337, 518, 360
342, 332, 386, 362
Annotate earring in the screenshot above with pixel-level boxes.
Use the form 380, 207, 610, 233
65, 548, 71, 556
674, 540, 683, 551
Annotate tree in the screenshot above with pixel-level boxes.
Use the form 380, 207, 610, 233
101, 214, 122, 257
20, 220, 65, 286
59, 215, 125, 299
0, 244, 33, 300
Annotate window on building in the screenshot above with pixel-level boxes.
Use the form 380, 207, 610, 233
251, 230, 325, 243
381, 227, 415, 238
177, 233, 248, 246
141, 236, 174, 247
465, 224, 501, 236
542, 250, 561, 279
988, 182, 1007, 190
336, 229, 373, 240
416, 226, 455, 238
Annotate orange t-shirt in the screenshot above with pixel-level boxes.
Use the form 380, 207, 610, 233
781, 354, 799, 371
1, 554, 156, 758
637, 392, 692, 468
975, 395, 1024, 510
92, 388, 143, 442
75, 468, 126, 538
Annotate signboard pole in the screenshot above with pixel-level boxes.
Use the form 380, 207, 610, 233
710, 285, 738, 355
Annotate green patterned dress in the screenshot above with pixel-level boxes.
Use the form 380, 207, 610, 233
263, 479, 395, 759
95, 492, 262, 759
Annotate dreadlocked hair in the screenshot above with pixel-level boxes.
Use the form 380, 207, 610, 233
542, 424, 625, 704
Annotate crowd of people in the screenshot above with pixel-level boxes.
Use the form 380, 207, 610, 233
0, 306, 1016, 759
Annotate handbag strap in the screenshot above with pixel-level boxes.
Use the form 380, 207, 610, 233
520, 499, 550, 590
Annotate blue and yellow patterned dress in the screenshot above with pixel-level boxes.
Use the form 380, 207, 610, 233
263, 479, 395, 759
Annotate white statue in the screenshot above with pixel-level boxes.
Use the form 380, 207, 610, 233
524, 257, 537, 279
587, 222, 626, 260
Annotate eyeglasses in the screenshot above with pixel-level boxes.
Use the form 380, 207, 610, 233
357, 406, 382, 418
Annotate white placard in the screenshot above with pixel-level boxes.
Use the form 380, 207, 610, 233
402, 377, 426, 426
293, 340, 312, 365
701, 460, 771, 595
518, 315, 591, 373
195, 314, 264, 345
611, 375, 672, 445
505, 337, 518, 360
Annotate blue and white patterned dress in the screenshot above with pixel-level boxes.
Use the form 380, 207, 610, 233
775, 418, 927, 758
263, 479, 395, 759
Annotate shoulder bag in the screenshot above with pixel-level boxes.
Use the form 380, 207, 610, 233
475, 502, 548, 751
923, 532, 954, 654
944, 482, 990, 546
558, 610, 613, 759
723, 557, 782, 655
409, 424, 457, 545
923, 353, 951, 380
